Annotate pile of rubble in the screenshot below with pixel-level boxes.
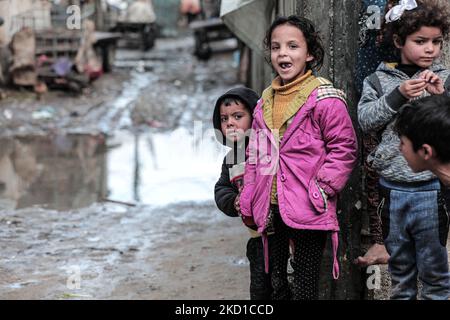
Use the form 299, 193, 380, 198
7, 21, 104, 95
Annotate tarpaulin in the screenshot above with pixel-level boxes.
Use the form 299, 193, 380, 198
220, 0, 275, 55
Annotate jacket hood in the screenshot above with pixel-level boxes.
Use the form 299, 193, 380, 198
212, 87, 259, 145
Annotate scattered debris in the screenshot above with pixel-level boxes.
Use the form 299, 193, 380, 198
3, 109, 12, 120
37, 56, 89, 93
101, 198, 137, 207
31, 106, 56, 120
34, 81, 48, 100
60, 293, 93, 299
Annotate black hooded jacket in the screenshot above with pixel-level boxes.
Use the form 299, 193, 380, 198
213, 87, 259, 217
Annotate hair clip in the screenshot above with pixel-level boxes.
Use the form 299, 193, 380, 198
385, 0, 418, 23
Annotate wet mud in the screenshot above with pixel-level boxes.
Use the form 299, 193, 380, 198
0, 36, 250, 299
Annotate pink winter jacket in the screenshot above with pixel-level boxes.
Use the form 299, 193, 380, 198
239, 89, 358, 279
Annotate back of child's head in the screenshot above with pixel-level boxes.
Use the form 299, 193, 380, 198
384, 0, 450, 46
212, 87, 259, 145
263, 15, 324, 72
396, 94, 450, 163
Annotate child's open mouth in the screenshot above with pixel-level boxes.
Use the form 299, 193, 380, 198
279, 62, 292, 70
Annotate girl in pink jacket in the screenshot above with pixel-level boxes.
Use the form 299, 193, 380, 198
238, 15, 358, 300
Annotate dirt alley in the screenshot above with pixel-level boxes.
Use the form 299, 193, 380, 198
0, 36, 251, 299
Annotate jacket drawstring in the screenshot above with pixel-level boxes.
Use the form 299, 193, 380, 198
332, 231, 339, 279
262, 233, 269, 274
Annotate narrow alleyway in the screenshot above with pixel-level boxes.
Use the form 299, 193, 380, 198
0, 36, 251, 299
2, 35, 449, 301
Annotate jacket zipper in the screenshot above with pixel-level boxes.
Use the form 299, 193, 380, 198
315, 180, 328, 211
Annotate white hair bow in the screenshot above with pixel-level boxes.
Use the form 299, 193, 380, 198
385, 0, 418, 23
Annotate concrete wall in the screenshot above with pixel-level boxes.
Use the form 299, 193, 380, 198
443, 42, 450, 66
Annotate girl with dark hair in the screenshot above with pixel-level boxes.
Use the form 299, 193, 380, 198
358, 0, 450, 300
238, 15, 358, 300
354, 0, 396, 269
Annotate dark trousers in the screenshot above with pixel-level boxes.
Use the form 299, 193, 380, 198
246, 237, 273, 300
269, 205, 327, 300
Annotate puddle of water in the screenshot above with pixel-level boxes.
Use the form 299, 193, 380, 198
107, 127, 228, 207
0, 134, 108, 210
0, 127, 229, 210
0, 48, 238, 211
0, 71, 154, 211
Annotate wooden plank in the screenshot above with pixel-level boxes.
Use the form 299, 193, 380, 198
36, 47, 79, 55
189, 17, 224, 30
94, 31, 121, 43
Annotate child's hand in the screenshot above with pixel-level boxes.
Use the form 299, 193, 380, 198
419, 70, 445, 95
234, 186, 243, 213
234, 187, 256, 228
399, 79, 427, 99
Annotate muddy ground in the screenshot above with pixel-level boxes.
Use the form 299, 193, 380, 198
0, 36, 251, 299
1, 35, 449, 300
0, 202, 250, 299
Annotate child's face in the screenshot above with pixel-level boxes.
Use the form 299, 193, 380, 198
220, 100, 252, 143
270, 24, 314, 85
396, 26, 443, 68
399, 135, 429, 173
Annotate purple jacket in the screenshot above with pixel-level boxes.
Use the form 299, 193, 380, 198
239, 89, 358, 278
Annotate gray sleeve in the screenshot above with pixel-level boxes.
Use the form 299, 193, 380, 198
357, 76, 407, 133
445, 75, 450, 97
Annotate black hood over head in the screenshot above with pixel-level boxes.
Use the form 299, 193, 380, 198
212, 87, 259, 146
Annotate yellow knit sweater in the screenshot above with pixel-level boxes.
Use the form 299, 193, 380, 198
272, 71, 312, 131
264, 70, 314, 204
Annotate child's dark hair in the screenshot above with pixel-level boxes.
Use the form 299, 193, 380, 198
385, 0, 450, 46
395, 95, 450, 163
220, 97, 244, 108
263, 15, 324, 72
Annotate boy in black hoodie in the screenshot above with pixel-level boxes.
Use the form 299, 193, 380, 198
213, 87, 273, 300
